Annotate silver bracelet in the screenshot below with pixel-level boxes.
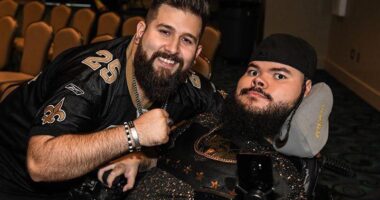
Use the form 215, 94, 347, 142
123, 122, 134, 152
127, 121, 141, 151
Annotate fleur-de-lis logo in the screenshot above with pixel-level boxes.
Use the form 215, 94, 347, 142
41, 98, 66, 125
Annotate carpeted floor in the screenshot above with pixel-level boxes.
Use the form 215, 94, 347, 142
210, 57, 380, 200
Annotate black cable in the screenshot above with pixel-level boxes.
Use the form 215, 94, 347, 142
321, 156, 356, 177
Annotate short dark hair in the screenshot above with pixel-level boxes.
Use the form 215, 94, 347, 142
145, 0, 209, 36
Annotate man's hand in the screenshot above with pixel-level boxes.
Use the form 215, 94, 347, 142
133, 108, 171, 146
97, 153, 156, 192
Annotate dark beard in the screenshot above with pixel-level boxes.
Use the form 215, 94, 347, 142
133, 42, 187, 103
221, 91, 295, 144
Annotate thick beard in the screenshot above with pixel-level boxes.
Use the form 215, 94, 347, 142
133, 42, 188, 103
221, 90, 295, 144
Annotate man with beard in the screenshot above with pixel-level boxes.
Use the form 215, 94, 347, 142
0, 0, 224, 199
98, 34, 333, 199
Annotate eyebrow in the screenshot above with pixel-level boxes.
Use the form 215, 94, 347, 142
157, 23, 198, 43
248, 63, 258, 68
247, 63, 292, 75
269, 67, 292, 75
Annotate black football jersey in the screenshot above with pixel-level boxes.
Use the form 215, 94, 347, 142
0, 37, 223, 199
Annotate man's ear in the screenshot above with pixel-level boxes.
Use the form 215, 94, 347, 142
135, 21, 146, 44
303, 79, 312, 97
195, 45, 203, 59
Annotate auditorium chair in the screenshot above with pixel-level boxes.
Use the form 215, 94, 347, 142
47, 4, 72, 60
50, 4, 71, 34
0, 82, 18, 102
0, 16, 17, 70
200, 26, 221, 62
0, 0, 18, 18
90, 34, 114, 44
51, 27, 82, 60
14, 1, 45, 52
96, 12, 120, 37
191, 26, 221, 79
0, 21, 52, 94
121, 16, 144, 37
192, 54, 212, 79
71, 8, 95, 45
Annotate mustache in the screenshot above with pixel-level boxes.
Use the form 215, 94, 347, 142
239, 87, 273, 101
151, 51, 184, 66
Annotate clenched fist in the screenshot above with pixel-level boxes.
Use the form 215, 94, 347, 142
133, 108, 170, 146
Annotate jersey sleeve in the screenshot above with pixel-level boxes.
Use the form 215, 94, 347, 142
29, 40, 128, 137
29, 83, 97, 137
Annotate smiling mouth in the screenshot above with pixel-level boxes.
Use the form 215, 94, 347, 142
158, 57, 176, 65
156, 57, 178, 70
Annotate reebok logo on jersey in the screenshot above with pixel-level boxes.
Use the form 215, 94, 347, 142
41, 98, 66, 125
65, 83, 84, 96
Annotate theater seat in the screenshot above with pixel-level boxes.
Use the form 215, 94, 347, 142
0, 82, 19, 103
200, 26, 221, 62
96, 12, 120, 37
192, 54, 211, 79
46, 5, 73, 60
51, 27, 82, 60
90, 34, 114, 44
14, 1, 45, 52
71, 8, 96, 45
0, 16, 17, 70
122, 16, 144, 37
0, 21, 52, 94
0, 0, 18, 18
191, 26, 221, 80
50, 4, 71, 34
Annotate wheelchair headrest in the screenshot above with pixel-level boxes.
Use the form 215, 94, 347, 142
274, 82, 333, 158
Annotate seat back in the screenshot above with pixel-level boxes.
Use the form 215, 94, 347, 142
0, 16, 17, 70
0, 83, 19, 103
0, 0, 18, 18
20, 21, 53, 76
52, 27, 82, 60
21, 1, 45, 36
122, 16, 144, 37
96, 12, 120, 37
72, 8, 95, 44
90, 34, 114, 44
192, 54, 211, 79
50, 4, 71, 34
200, 26, 221, 62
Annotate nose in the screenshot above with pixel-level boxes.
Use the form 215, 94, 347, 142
164, 37, 180, 54
252, 76, 267, 88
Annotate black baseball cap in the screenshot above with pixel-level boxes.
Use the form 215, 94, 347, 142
250, 34, 317, 79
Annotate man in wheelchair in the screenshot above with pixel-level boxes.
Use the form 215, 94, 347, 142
95, 34, 334, 200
